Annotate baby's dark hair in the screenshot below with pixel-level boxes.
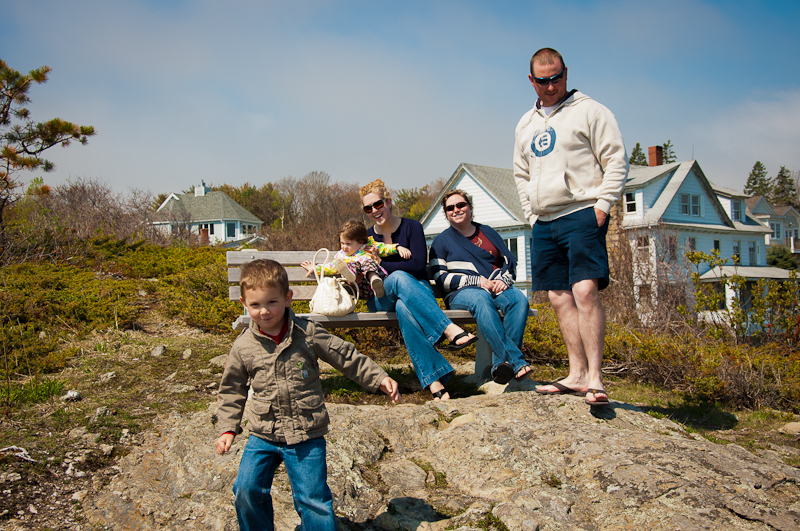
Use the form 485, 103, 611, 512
239, 259, 289, 298
338, 220, 369, 245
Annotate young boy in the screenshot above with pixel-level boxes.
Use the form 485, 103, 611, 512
215, 259, 401, 531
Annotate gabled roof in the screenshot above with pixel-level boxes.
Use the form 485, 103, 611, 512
745, 195, 776, 216
625, 161, 681, 189
625, 160, 731, 227
420, 162, 526, 226
773, 204, 800, 218
154, 191, 262, 224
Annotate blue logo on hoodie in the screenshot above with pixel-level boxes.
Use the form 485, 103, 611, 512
531, 127, 556, 157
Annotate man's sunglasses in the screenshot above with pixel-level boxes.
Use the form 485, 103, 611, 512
444, 201, 469, 212
363, 199, 385, 213
532, 66, 566, 86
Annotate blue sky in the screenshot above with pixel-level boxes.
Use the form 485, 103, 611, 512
3, 0, 799, 197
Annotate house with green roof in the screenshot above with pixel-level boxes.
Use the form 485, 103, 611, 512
152, 182, 263, 245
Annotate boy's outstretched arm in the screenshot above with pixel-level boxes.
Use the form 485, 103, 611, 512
215, 432, 235, 454
379, 376, 401, 404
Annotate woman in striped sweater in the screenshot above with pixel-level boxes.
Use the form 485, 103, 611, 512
429, 190, 532, 384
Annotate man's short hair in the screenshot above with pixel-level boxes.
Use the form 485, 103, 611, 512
530, 48, 565, 77
239, 259, 289, 298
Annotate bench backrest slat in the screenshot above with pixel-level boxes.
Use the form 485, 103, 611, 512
230, 284, 318, 302
227, 250, 446, 301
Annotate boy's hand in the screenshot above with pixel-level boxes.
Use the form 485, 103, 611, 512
300, 261, 315, 277
215, 432, 235, 454
379, 376, 401, 404
397, 245, 411, 259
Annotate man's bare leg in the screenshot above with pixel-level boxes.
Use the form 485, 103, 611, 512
535, 288, 589, 393
571, 279, 607, 401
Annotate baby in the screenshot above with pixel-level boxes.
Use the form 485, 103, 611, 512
301, 220, 410, 299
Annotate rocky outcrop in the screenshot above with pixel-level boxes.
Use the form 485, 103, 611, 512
85, 391, 800, 530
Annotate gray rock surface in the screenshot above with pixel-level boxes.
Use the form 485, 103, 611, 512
85, 392, 800, 530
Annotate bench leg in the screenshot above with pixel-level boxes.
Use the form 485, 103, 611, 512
465, 329, 492, 385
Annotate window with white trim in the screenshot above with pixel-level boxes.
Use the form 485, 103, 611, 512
625, 192, 636, 213
732, 200, 742, 221
770, 222, 781, 240
503, 238, 519, 260
733, 240, 741, 263
748, 241, 757, 266
681, 194, 702, 216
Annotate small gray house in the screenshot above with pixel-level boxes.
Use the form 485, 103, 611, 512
152, 182, 263, 245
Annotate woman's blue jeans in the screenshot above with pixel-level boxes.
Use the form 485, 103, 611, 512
448, 287, 530, 373
232, 435, 336, 531
367, 270, 454, 389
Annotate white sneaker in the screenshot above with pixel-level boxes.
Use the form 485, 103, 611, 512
370, 276, 385, 298
334, 259, 356, 283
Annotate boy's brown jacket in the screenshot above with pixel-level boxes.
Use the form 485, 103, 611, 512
216, 309, 388, 445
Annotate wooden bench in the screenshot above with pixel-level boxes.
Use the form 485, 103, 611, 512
227, 250, 537, 384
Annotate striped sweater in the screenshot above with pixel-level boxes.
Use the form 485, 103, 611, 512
429, 224, 517, 305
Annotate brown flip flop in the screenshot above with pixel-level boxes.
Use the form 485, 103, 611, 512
584, 388, 610, 406
535, 380, 579, 395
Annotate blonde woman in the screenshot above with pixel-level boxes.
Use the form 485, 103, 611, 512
360, 179, 477, 400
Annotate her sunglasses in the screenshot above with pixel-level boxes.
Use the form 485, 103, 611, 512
444, 201, 469, 212
363, 199, 385, 213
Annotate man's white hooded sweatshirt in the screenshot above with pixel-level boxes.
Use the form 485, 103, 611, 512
513, 89, 629, 225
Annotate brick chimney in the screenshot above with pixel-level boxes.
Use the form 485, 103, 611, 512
648, 145, 663, 166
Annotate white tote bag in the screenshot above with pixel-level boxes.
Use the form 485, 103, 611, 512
309, 249, 358, 316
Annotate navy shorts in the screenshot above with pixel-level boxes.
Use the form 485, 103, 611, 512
531, 207, 610, 292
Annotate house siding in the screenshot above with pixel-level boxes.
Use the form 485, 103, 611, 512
662, 171, 725, 225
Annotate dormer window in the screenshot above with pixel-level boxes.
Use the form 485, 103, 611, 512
732, 200, 742, 222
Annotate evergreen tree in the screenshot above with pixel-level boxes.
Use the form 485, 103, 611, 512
770, 166, 799, 207
743, 161, 772, 197
662, 140, 677, 164
1, 59, 95, 229
767, 245, 797, 270
629, 143, 647, 166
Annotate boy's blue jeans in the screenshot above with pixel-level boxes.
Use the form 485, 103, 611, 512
232, 435, 336, 531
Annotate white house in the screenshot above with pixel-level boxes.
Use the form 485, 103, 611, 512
152, 182, 263, 245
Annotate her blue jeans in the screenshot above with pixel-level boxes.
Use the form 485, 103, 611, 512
448, 287, 530, 374
367, 270, 454, 389
232, 435, 336, 531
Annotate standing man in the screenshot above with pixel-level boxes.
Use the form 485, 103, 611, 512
513, 48, 628, 406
